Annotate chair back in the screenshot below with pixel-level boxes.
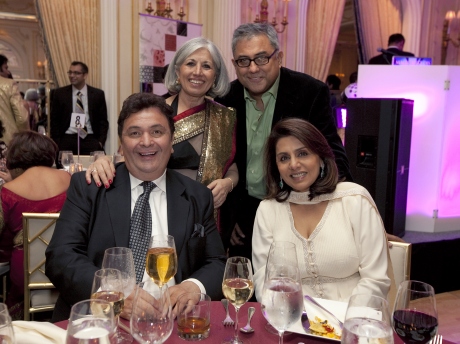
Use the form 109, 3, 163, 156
23, 212, 60, 320
389, 241, 412, 290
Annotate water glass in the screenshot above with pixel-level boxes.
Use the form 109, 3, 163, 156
92, 151, 106, 161
0, 313, 14, 343
177, 292, 211, 341
58, 150, 72, 169
65, 299, 116, 343
61, 151, 74, 171
130, 280, 173, 344
341, 294, 393, 344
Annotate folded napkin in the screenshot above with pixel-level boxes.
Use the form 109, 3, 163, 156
12, 321, 66, 344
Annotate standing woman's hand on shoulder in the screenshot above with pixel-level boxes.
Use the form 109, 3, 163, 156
85, 155, 116, 188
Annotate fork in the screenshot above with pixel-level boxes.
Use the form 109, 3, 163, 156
221, 299, 235, 326
432, 334, 443, 344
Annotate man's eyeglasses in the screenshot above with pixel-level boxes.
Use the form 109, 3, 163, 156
67, 71, 84, 76
234, 49, 278, 68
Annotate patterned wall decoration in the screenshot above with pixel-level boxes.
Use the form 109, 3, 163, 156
139, 14, 202, 96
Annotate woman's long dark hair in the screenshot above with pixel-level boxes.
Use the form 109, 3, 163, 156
264, 118, 339, 202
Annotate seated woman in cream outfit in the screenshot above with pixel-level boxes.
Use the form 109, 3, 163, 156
86, 37, 237, 213
252, 118, 392, 302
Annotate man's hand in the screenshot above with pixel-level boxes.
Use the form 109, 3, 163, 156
169, 281, 200, 318
120, 289, 135, 320
230, 223, 245, 246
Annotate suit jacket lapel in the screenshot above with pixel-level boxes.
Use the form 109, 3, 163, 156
165, 170, 189, 280
106, 164, 132, 247
272, 68, 296, 125
65, 85, 74, 126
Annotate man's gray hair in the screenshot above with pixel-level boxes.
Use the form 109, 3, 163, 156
231, 23, 280, 56
164, 37, 230, 98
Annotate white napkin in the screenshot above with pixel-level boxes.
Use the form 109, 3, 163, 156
12, 321, 66, 344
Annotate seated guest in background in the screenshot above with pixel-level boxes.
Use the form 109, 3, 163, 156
0, 120, 11, 184
368, 33, 414, 65
252, 118, 392, 302
46, 93, 227, 322
0, 131, 70, 319
87, 37, 237, 214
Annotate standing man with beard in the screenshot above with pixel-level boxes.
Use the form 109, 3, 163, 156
215, 23, 352, 260
50, 61, 108, 155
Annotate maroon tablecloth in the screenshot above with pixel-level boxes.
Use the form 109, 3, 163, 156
56, 301, 453, 344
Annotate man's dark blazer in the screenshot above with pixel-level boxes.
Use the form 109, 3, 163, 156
45, 163, 227, 322
368, 48, 415, 65
50, 84, 109, 147
215, 67, 352, 253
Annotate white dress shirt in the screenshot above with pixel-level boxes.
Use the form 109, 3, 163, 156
65, 85, 94, 134
129, 170, 205, 293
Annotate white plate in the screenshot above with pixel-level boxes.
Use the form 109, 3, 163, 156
289, 297, 347, 341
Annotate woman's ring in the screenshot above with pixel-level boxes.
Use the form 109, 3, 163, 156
91, 168, 97, 173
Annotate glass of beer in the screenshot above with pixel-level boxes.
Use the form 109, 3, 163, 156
146, 234, 178, 288
177, 292, 211, 340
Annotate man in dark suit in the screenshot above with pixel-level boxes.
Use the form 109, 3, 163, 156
368, 33, 414, 65
50, 61, 108, 155
46, 93, 226, 322
215, 23, 352, 260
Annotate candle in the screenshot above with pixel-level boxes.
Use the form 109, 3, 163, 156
283, 0, 288, 17
445, 11, 456, 35
256, 0, 259, 14
274, 0, 277, 12
180, 0, 184, 8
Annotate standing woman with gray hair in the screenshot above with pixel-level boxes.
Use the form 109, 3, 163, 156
88, 37, 238, 214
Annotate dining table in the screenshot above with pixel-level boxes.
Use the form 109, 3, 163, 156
55, 301, 457, 344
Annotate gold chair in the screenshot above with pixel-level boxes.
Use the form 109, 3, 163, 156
23, 213, 60, 320
0, 264, 9, 303
389, 241, 412, 290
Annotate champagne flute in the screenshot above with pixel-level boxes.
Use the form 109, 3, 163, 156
66, 299, 116, 343
145, 235, 178, 288
130, 279, 173, 344
222, 257, 254, 344
392, 280, 438, 344
261, 264, 303, 344
102, 247, 136, 343
342, 294, 393, 344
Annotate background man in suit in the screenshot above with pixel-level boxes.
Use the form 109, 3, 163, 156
46, 93, 226, 322
368, 33, 415, 65
0, 54, 29, 146
50, 61, 108, 155
215, 23, 352, 260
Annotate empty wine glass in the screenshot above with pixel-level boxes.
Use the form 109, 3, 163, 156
145, 235, 177, 288
222, 256, 254, 344
130, 279, 173, 344
59, 150, 72, 170
342, 294, 393, 344
392, 280, 438, 344
261, 264, 303, 344
61, 151, 74, 171
66, 299, 116, 343
0, 312, 15, 343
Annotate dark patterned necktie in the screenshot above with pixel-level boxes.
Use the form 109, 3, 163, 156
76, 91, 84, 113
129, 181, 156, 283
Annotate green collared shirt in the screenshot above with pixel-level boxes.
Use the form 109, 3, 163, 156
244, 74, 280, 199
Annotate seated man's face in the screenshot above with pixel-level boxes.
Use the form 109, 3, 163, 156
0, 62, 9, 78
120, 107, 174, 181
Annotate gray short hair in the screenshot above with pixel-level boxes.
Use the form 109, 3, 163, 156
231, 23, 280, 56
164, 37, 230, 98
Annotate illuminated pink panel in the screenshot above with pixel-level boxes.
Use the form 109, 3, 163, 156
357, 65, 460, 232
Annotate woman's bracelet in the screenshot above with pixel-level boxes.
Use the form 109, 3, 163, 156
226, 177, 234, 192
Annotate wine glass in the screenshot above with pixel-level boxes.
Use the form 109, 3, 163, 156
66, 299, 116, 343
102, 247, 136, 343
264, 241, 298, 335
58, 150, 72, 169
221, 256, 254, 344
93, 151, 106, 161
145, 235, 177, 288
130, 279, 173, 344
261, 264, 303, 344
342, 293, 393, 344
392, 280, 438, 344
0, 312, 15, 343
61, 151, 74, 171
